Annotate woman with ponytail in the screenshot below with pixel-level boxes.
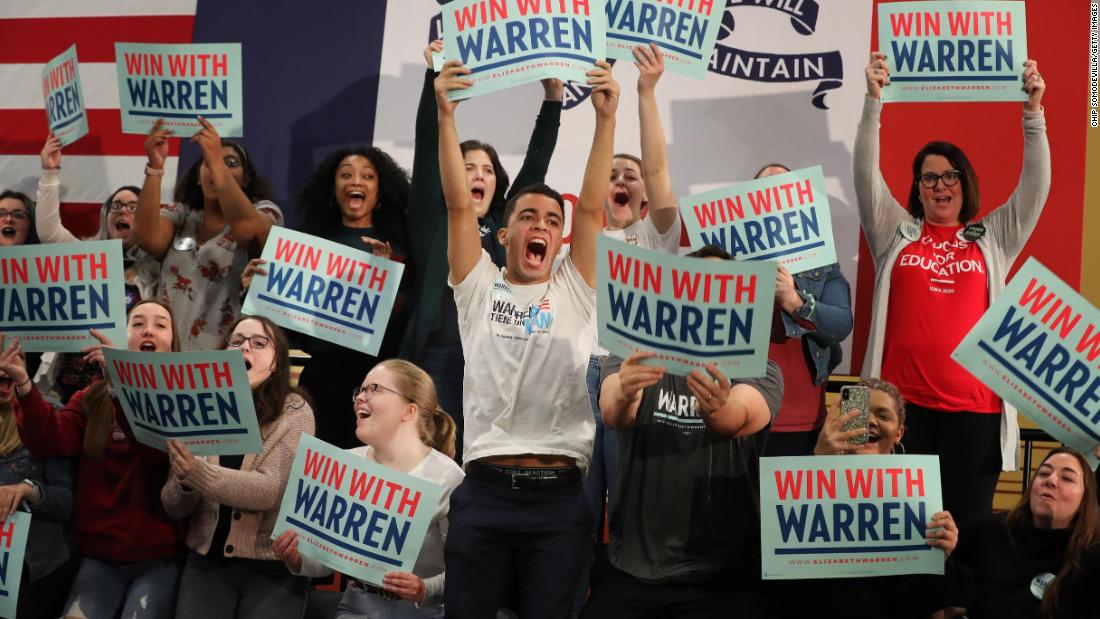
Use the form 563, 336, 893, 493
952, 447, 1100, 618
274, 359, 463, 618
1, 300, 185, 618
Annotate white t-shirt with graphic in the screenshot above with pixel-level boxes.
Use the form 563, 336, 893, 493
450, 251, 596, 470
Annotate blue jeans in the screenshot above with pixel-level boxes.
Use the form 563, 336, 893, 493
444, 475, 592, 619
175, 551, 308, 619
62, 556, 181, 619
582, 354, 617, 535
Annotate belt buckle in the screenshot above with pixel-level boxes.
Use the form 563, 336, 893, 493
510, 472, 531, 490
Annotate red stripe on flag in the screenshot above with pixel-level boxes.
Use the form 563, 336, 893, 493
0, 109, 182, 157
0, 16, 196, 64
57, 202, 108, 239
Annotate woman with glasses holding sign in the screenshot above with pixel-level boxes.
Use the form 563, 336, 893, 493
855, 52, 1050, 527
137, 117, 282, 351
1, 300, 185, 619
272, 359, 462, 618
34, 133, 162, 403
163, 315, 314, 618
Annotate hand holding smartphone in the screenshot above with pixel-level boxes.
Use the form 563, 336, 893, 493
839, 385, 871, 445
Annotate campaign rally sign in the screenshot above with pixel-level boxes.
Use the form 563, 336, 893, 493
115, 42, 244, 135
0, 240, 126, 352
761, 455, 944, 579
242, 227, 405, 356
878, 1, 1027, 103
597, 236, 776, 377
953, 258, 1100, 462
0, 512, 30, 619
680, 165, 837, 272
41, 44, 89, 146
273, 434, 444, 587
104, 349, 263, 456
605, 0, 725, 79
442, 0, 605, 100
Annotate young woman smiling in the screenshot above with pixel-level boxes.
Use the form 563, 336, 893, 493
163, 315, 315, 618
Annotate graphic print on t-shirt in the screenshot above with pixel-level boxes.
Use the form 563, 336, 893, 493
895, 225, 985, 295
650, 386, 704, 436
486, 276, 554, 341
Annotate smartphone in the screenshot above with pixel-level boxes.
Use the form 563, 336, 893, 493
839, 385, 871, 445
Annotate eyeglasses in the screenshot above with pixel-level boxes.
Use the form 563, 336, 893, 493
226, 333, 271, 350
917, 171, 962, 188
109, 201, 139, 214
352, 383, 410, 402
0, 209, 28, 221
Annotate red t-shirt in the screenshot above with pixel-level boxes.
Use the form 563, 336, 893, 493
881, 223, 1001, 413
769, 308, 827, 432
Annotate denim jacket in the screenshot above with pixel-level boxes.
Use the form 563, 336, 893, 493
777, 263, 853, 385
0, 447, 73, 581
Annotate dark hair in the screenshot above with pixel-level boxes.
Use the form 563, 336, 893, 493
859, 377, 906, 430
98, 185, 142, 241
906, 142, 980, 223
686, 244, 733, 260
460, 140, 510, 223
223, 315, 313, 430
1006, 448, 1100, 618
501, 183, 565, 225
83, 299, 180, 458
753, 163, 791, 179
0, 190, 39, 245
173, 141, 274, 211
297, 147, 410, 250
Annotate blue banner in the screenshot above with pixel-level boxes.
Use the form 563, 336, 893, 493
242, 227, 405, 357
273, 434, 444, 588
41, 44, 89, 146
0, 240, 126, 353
104, 349, 264, 456
597, 236, 776, 377
605, 0, 726, 79
953, 258, 1100, 464
0, 512, 30, 619
761, 455, 944, 579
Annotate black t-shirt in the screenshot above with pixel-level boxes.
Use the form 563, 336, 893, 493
600, 356, 784, 582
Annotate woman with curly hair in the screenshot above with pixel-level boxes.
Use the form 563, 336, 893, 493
283, 145, 413, 447
137, 117, 282, 351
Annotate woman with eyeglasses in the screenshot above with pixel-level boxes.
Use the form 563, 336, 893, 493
0, 189, 44, 380
273, 359, 461, 618
137, 117, 282, 351
3, 300, 187, 619
34, 133, 163, 403
855, 52, 1050, 527
162, 314, 315, 618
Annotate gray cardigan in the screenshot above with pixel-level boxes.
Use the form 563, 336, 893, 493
853, 95, 1051, 471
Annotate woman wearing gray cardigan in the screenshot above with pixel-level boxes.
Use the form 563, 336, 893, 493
855, 52, 1050, 527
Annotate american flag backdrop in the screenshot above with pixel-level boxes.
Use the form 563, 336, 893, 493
0, 1, 197, 237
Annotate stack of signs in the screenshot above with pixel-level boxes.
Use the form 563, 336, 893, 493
680, 165, 837, 272
442, 0, 606, 100
242, 227, 405, 356
0, 240, 126, 352
273, 434, 444, 587
605, 0, 726, 78
104, 349, 264, 456
953, 258, 1100, 465
0, 513, 31, 619
41, 44, 88, 145
115, 42, 244, 135
760, 455, 944, 579
597, 236, 775, 377
878, 1, 1028, 103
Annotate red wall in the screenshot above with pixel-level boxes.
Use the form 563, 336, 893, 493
851, 0, 1090, 375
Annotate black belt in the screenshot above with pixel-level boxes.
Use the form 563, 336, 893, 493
352, 579, 399, 601
467, 462, 581, 490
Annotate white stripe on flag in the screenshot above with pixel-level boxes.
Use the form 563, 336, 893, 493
0, 63, 122, 110
0, 154, 178, 204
